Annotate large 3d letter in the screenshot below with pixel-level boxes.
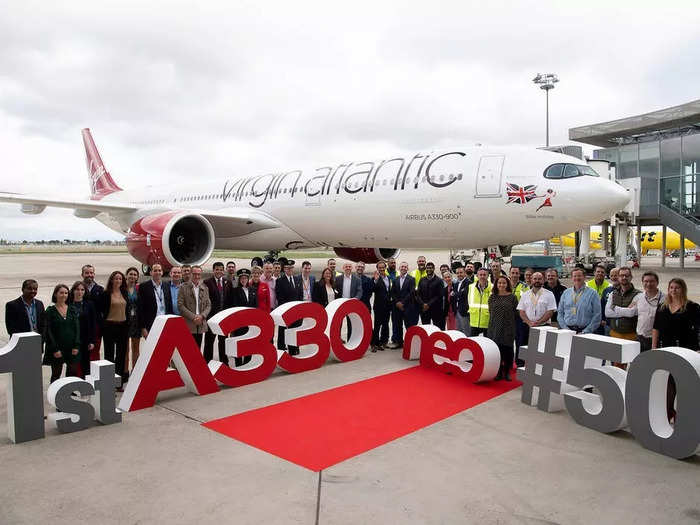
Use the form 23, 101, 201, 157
272, 301, 330, 373
402, 324, 441, 360
419, 330, 500, 382
625, 347, 700, 459
0, 333, 44, 443
564, 334, 639, 433
47, 378, 95, 433
325, 298, 372, 362
118, 315, 219, 412
207, 307, 277, 387
86, 360, 122, 425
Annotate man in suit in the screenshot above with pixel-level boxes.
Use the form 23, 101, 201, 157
335, 262, 363, 341
137, 263, 173, 339
371, 261, 392, 352
5, 279, 45, 339
297, 261, 315, 302
275, 259, 301, 355
82, 264, 104, 359
203, 261, 232, 366
452, 265, 470, 335
417, 262, 447, 329
177, 265, 211, 348
355, 262, 374, 313
386, 261, 417, 348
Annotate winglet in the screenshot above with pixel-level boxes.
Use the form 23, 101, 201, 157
82, 128, 122, 200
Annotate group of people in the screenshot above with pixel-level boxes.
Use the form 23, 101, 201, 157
5, 257, 699, 405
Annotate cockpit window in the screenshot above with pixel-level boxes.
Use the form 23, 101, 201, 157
544, 163, 599, 179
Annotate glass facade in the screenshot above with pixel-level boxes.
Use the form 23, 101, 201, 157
593, 131, 700, 218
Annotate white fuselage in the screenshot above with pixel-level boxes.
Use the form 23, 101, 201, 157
96, 146, 629, 251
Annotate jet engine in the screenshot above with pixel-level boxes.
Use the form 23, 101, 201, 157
333, 247, 401, 263
126, 211, 215, 270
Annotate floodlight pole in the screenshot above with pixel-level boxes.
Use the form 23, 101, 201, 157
532, 73, 559, 148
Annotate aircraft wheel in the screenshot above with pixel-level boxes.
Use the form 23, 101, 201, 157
251, 256, 264, 268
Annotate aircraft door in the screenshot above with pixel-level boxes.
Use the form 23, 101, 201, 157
475, 155, 504, 197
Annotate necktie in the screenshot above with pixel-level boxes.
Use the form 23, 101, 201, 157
217, 279, 222, 292
290, 276, 294, 288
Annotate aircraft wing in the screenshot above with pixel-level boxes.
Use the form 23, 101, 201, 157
0, 192, 138, 215
0, 191, 282, 236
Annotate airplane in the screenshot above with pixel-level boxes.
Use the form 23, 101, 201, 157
550, 228, 695, 254
0, 129, 630, 273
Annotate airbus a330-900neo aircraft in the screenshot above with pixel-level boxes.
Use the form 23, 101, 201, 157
0, 129, 630, 273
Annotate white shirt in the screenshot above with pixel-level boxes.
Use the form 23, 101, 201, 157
517, 287, 557, 323
153, 280, 165, 315
342, 275, 352, 298
192, 283, 200, 315
399, 276, 406, 289
326, 284, 335, 304
242, 286, 249, 302
302, 276, 311, 301
610, 290, 664, 338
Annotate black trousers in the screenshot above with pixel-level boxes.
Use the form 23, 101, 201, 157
497, 344, 514, 372
420, 308, 445, 330
203, 331, 228, 365
372, 308, 390, 345
103, 321, 128, 379
278, 323, 300, 355
471, 327, 488, 337
79, 345, 91, 379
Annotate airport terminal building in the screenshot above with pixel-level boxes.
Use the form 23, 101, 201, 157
570, 99, 700, 248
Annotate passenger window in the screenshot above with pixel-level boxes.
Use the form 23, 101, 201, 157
544, 164, 564, 179
563, 164, 580, 178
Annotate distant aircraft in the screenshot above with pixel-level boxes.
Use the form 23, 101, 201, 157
0, 129, 629, 273
551, 228, 695, 254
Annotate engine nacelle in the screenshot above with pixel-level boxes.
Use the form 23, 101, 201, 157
126, 212, 215, 270
333, 247, 401, 263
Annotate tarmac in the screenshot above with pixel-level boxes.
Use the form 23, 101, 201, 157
1, 252, 699, 524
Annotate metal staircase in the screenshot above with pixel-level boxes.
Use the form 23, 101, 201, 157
658, 204, 700, 246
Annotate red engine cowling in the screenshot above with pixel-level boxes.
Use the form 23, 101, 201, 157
333, 247, 401, 263
127, 211, 215, 270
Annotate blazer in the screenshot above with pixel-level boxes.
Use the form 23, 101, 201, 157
138, 280, 174, 331
84, 283, 105, 322
452, 278, 470, 317
358, 274, 374, 309
204, 276, 233, 313
295, 274, 316, 302
391, 274, 416, 307
5, 296, 45, 337
177, 282, 211, 334
276, 273, 302, 305
231, 285, 257, 309
69, 300, 97, 350
312, 280, 339, 307
334, 274, 363, 300
372, 275, 392, 314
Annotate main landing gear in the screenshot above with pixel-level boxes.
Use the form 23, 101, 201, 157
250, 250, 281, 268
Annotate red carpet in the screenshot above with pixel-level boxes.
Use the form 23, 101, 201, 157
202, 366, 521, 471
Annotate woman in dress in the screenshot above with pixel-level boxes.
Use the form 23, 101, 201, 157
652, 278, 700, 421
68, 281, 97, 379
125, 267, 141, 379
250, 266, 270, 312
99, 271, 129, 387
44, 284, 81, 382
487, 276, 519, 381
442, 270, 457, 330
312, 267, 339, 307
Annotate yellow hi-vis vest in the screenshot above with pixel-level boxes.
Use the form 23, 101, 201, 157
468, 281, 492, 328
410, 269, 427, 289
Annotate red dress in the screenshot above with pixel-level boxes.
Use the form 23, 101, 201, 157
255, 281, 270, 312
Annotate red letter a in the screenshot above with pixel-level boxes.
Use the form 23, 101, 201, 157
118, 315, 219, 412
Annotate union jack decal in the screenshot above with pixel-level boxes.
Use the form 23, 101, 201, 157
506, 183, 538, 205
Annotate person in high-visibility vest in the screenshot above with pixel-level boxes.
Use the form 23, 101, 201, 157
409, 255, 427, 289
468, 268, 492, 336
509, 266, 529, 367
508, 266, 528, 301
586, 264, 610, 298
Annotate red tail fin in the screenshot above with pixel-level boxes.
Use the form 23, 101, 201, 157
82, 128, 122, 200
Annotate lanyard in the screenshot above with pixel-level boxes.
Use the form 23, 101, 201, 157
572, 288, 585, 305
24, 301, 36, 330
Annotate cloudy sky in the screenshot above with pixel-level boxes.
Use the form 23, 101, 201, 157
1, 1, 699, 240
